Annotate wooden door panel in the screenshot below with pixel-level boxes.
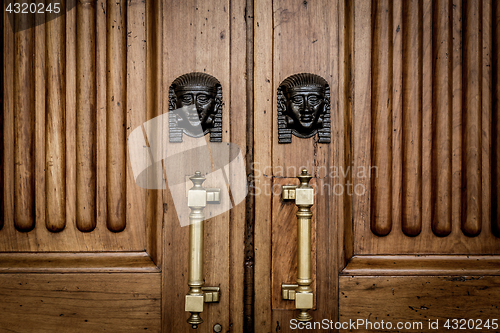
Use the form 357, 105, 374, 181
2, 0, 499, 332
272, 178, 317, 311
161, 0, 247, 331
339, 0, 500, 331
0, 273, 161, 333
254, 0, 342, 331
1, 1, 162, 332
340, 275, 500, 333
1, 0, 158, 254
351, 0, 500, 255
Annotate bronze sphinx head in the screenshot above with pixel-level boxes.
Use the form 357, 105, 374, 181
169, 72, 223, 142
278, 73, 330, 143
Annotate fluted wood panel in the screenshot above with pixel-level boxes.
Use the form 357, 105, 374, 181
370, 0, 393, 237
14, 13, 36, 232
462, 0, 482, 237
76, 0, 97, 232
432, 0, 452, 237
402, 0, 422, 237
0, 0, 150, 252
106, 0, 127, 232
354, 0, 500, 254
45, 8, 66, 233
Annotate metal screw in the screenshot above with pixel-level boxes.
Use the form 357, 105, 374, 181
213, 323, 222, 332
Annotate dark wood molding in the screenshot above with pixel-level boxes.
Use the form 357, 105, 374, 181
0, 252, 159, 273
342, 255, 500, 276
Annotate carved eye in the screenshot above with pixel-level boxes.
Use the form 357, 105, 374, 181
307, 95, 321, 105
196, 94, 210, 104
291, 96, 303, 104
180, 94, 193, 104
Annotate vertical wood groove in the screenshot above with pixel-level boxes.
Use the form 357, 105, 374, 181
493, 0, 500, 237
402, 0, 423, 236
106, 0, 127, 232
370, 0, 393, 237
462, 0, 482, 237
244, 0, 256, 327
452, 0, 463, 240
76, 0, 97, 232
145, 0, 162, 266
0, 9, 4, 231
481, 0, 492, 241
45, 8, 66, 232
14, 14, 36, 232
431, 0, 453, 237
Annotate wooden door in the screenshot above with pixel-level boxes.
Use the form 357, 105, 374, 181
251, 0, 500, 332
2, 1, 500, 333
1, 0, 247, 332
338, 2, 500, 332
1, 1, 162, 331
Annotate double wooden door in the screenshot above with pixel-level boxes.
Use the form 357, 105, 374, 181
2, 0, 500, 332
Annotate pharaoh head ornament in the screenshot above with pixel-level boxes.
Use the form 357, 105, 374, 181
169, 72, 223, 142
277, 73, 331, 143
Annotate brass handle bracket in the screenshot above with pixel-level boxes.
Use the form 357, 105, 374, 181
202, 286, 221, 303
281, 169, 314, 322
281, 283, 299, 300
185, 172, 221, 329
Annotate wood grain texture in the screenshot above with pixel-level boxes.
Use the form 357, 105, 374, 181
146, 0, 163, 267
342, 255, 500, 276
354, 0, 500, 254
76, 0, 97, 232
353, 0, 372, 252
253, 0, 273, 331
106, 0, 127, 232
14, 12, 36, 232
431, 0, 452, 237
162, 1, 231, 331
45, 6, 66, 233
452, 0, 463, 240
229, 0, 248, 330
270, 1, 339, 331
462, 0, 482, 237
421, 0, 433, 249
271, 178, 316, 310
338, 0, 354, 270
0, 8, 4, 231
0, 273, 161, 333
370, 0, 393, 237
493, 0, 500, 237
401, 0, 422, 237
34, 1, 46, 240
243, 1, 255, 330
4, 10, 13, 234
0, 0, 147, 252
340, 276, 500, 333
0, 252, 159, 273
125, 0, 148, 251
391, 0, 403, 240
481, 0, 492, 244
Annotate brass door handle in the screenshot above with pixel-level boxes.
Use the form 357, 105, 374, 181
281, 169, 314, 322
185, 171, 221, 329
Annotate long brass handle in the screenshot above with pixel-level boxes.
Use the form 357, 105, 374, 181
281, 169, 314, 321
185, 171, 221, 329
